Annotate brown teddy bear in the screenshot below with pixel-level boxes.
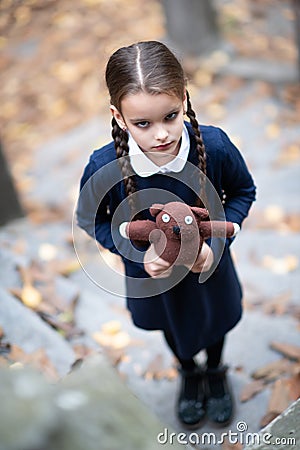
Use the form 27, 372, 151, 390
119, 201, 236, 266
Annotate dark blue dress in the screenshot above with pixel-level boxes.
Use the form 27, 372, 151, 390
76, 123, 256, 359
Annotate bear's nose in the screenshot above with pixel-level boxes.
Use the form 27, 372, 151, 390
173, 225, 181, 235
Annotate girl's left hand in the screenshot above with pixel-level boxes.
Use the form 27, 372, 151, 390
186, 242, 214, 273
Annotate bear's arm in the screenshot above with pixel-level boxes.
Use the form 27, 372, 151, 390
126, 220, 157, 243
199, 221, 234, 239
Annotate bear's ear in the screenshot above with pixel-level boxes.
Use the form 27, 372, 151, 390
150, 203, 164, 217
190, 206, 209, 220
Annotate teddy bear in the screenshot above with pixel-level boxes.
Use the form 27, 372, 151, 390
119, 201, 236, 266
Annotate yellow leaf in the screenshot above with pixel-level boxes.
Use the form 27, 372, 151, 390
101, 320, 121, 335
264, 205, 285, 224
92, 330, 130, 349
21, 284, 42, 309
10, 362, 24, 370
262, 255, 298, 274
38, 243, 58, 261
265, 123, 280, 139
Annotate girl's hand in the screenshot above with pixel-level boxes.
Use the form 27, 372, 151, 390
144, 244, 173, 278
187, 242, 214, 273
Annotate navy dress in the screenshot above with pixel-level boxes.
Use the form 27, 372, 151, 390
77, 123, 256, 359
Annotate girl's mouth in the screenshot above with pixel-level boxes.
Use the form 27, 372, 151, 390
153, 142, 173, 151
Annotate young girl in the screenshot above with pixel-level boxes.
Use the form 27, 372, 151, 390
76, 41, 256, 428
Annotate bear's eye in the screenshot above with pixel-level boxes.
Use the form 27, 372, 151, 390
162, 213, 170, 223
184, 215, 193, 225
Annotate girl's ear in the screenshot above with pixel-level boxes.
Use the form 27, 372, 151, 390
110, 105, 126, 130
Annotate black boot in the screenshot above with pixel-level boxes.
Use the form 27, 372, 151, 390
205, 365, 233, 425
177, 365, 206, 428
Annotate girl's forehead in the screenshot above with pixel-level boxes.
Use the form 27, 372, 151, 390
121, 91, 183, 118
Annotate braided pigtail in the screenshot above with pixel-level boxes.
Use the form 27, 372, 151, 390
185, 90, 207, 207
111, 117, 138, 218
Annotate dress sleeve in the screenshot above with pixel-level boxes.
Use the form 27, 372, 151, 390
220, 129, 256, 226
76, 157, 120, 255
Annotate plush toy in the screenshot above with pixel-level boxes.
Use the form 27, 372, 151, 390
119, 201, 236, 266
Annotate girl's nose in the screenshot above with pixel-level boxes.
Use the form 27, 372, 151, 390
154, 125, 168, 141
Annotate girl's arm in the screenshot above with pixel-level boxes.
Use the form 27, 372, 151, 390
76, 158, 120, 255
219, 129, 256, 227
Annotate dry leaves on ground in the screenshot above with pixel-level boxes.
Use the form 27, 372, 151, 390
143, 354, 178, 381
240, 340, 300, 428
0, 329, 59, 380
9, 259, 83, 339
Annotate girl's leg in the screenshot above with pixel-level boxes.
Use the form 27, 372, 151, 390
163, 329, 196, 370
163, 330, 205, 427
206, 336, 224, 369
205, 336, 233, 425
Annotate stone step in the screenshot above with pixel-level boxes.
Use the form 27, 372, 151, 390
0, 355, 184, 450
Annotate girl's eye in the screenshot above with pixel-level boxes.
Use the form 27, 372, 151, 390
162, 213, 170, 223
165, 112, 178, 121
184, 215, 193, 225
135, 121, 149, 128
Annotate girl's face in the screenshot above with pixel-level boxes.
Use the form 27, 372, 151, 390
111, 91, 187, 165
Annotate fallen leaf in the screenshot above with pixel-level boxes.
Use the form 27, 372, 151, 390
240, 379, 266, 402
262, 254, 299, 274
144, 354, 164, 380
263, 291, 292, 316
50, 258, 81, 276
20, 284, 43, 309
101, 320, 122, 335
263, 205, 285, 223
270, 342, 300, 361
287, 371, 300, 401
38, 243, 58, 261
92, 330, 131, 350
143, 354, 178, 381
38, 311, 83, 339
262, 378, 292, 427
6, 345, 59, 380
251, 358, 294, 381
260, 411, 279, 428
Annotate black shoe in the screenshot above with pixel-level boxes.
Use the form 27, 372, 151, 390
177, 365, 206, 428
205, 365, 233, 426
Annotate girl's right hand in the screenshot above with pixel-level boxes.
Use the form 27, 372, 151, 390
143, 244, 173, 278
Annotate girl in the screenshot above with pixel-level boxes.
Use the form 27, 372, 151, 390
76, 41, 256, 428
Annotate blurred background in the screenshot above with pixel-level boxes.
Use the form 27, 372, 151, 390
0, 1, 300, 448
0, 0, 298, 196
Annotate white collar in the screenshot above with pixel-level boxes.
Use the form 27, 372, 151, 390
128, 124, 190, 177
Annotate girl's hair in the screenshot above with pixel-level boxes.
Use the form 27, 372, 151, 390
105, 40, 206, 216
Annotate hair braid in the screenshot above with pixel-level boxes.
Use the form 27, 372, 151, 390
185, 90, 207, 207
111, 117, 138, 218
